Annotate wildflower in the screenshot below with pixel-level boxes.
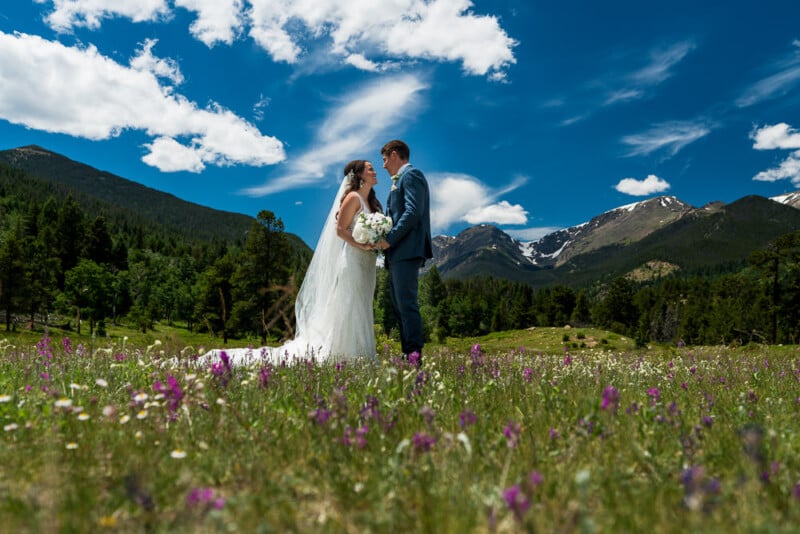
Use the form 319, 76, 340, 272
793, 483, 800, 501
523, 368, 534, 383
0, 394, 11, 403
211, 351, 233, 387
702, 415, 713, 427
153, 375, 183, 419
459, 409, 477, 429
258, 364, 273, 389
470, 344, 484, 369
549, 427, 559, 440
136, 410, 148, 420
4, 423, 18, 432
647, 387, 661, 405
54, 398, 73, 409
504, 420, 521, 449
133, 392, 148, 403
95, 378, 108, 388
119, 415, 131, 424
62, 337, 73, 355
412, 432, 436, 454
78, 413, 90, 421
563, 354, 572, 366
343, 425, 369, 449
420, 405, 435, 427
600, 385, 620, 414
171, 449, 187, 459
187, 487, 226, 510
502, 484, 530, 520
529, 470, 544, 488
65, 442, 78, 450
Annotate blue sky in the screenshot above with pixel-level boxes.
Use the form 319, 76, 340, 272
1, 1, 800, 247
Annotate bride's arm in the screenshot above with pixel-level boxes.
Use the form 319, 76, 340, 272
336, 193, 373, 250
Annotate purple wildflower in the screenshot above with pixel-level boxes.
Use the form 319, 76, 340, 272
62, 337, 73, 355
647, 387, 661, 405
186, 487, 225, 510
459, 409, 477, 429
153, 375, 183, 420
502, 484, 530, 520
600, 385, 620, 414
258, 364, 273, 389
523, 367, 534, 383
412, 432, 436, 454
408, 351, 421, 367
504, 420, 521, 449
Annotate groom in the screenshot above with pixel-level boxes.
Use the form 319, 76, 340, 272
378, 139, 433, 365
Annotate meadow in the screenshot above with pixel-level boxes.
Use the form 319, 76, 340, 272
1, 326, 799, 532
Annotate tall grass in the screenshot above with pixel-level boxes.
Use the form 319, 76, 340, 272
0, 333, 798, 532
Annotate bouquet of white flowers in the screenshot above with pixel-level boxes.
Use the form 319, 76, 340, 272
352, 212, 393, 245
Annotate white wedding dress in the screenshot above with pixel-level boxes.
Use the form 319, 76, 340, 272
202, 178, 377, 367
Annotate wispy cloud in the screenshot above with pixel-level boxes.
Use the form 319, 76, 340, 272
556, 39, 695, 125
621, 119, 712, 158
629, 40, 696, 86
241, 73, 428, 196
736, 40, 800, 108
614, 174, 671, 196
429, 172, 528, 233
751, 122, 800, 185
0, 30, 284, 172
38, 0, 517, 79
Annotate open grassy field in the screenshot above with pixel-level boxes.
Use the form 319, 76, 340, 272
1, 324, 799, 532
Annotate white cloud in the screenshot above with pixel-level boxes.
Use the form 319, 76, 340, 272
753, 152, 800, 185
429, 172, 528, 233
750, 123, 800, 150
129, 38, 184, 85
40, 0, 516, 78
37, 0, 170, 32
175, 0, 245, 46
614, 174, 671, 196
0, 31, 285, 172
464, 201, 528, 225
622, 120, 711, 157
751, 122, 800, 185
241, 73, 428, 195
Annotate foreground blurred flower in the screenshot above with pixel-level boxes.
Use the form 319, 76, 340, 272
0, 394, 11, 403
504, 420, 521, 449
459, 409, 477, 429
412, 432, 436, 454
502, 484, 530, 520
54, 398, 73, 409
65, 442, 78, 450
171, 449, 187, 459
601, 385, 620, 414
4, 423, 19, 432
187, 487, 225, 510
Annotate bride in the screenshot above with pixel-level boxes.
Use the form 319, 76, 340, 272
204, 160, 383, 366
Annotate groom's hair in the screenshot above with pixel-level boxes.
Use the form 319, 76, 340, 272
381, 139, 410, 161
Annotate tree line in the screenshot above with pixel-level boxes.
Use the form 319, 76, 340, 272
1, 181, 799, 346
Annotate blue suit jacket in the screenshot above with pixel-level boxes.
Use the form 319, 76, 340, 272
385, 165, 433, 262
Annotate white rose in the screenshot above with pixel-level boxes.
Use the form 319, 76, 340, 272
352, 223, 369, 244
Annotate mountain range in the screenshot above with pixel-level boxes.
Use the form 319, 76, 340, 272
432, 192, 800, 287
2, 144, 800, 288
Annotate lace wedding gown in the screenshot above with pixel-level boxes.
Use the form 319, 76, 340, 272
202, 193, 377, 367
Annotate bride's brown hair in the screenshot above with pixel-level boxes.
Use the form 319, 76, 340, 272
341, 160, 382, 213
